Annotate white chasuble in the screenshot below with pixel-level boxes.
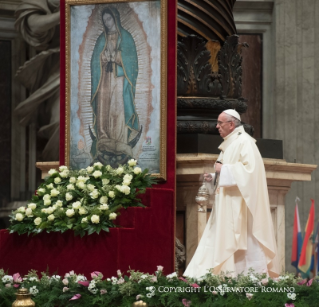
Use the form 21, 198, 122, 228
184, 125, 279, 278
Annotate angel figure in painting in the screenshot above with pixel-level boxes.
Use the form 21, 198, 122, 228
89, 7, 142, 167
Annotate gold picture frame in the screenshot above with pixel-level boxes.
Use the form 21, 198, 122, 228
64, 0, 167, 180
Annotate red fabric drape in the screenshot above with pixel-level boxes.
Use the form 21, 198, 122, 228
0, 0, 177, 277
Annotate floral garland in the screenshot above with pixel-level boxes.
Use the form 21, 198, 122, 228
8, 160, 156, 237
0, 267, 318, 307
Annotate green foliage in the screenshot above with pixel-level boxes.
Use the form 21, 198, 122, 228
8, 161, 156, 237
1, 268, 319, 307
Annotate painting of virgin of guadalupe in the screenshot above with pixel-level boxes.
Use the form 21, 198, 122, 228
68, 1, 166, 176
90, 7, 142, 166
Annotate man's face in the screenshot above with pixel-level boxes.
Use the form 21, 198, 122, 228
216, 112, 234, 138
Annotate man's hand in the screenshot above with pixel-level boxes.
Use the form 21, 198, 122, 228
203, 173, 212, 182
215, 163, 222, 173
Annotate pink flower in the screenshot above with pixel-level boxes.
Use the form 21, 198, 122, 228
63, 287, 69, 292
69, 294, 81, 301
307, 278, 314, 287
182, 299, 191, 307
297, 279, 307, 285
157, 266, 164, 272
246, 293, 253, 300
78, 281, 90, 287
179, 277, 188, 283
285, 304, 295, 307
151, 276, 157, 283
212, 291, 218, 295
136, 294, 142, 300
13, 284, 20, 288
117, 270, 122, 276
100, 289, 107, 295
117, 277, 125, 284
5, 284, 11, 288
261, 278, 268, 286
191, 283, 200, 288
91, 271, 103, 279
62, 278, 69, 285
13, 273, 22, 283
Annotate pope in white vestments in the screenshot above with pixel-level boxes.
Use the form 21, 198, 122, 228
184, 109, 279, 278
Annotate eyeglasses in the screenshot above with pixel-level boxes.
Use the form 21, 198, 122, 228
216, 121, 232, 126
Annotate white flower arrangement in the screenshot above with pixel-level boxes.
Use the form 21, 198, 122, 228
9, 160, 155, 236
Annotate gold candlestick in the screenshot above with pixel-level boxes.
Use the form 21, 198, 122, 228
132, 301, 148, 307
12, 288, 35, 307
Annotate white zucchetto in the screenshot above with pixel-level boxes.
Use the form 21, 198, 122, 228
223, 109, 241, 121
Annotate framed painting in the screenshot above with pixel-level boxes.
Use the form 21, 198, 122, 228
63, 0, 167, 180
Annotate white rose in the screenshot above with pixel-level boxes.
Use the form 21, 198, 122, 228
52, 204, 58, 210
109, 213, 117, 220
17, 206, 26, 213
15, 213, 24, 221
55, 200, 63, 207
48, 214, 55, 221
120, 185, 130, 195
44, 199, 51, 206
99, 204, 109, 210
37, 188, 45, 195
123, 179, 131, 186
77, 182, 86, 190
69, 177, 76, 183
59, 165, 68, 172
90, 189, 99, 199
102, 179, 110, 185
116, 167, 124, 175
65, 193, 73, 201
77, 176, 86, 182
86, 166, 94, 173
108, 191, 115, 198
25, 208, 33, 217
60, 170, 69, 178
128, 159, 137, 166
66, 209, 75, 217
41, 208, 47, 213
99, 196, 108, 204
50, 189, 60, 197
72, 201, 81, 210
54, 177, 61, 184
48, 169, 57, 175
34, 217, 42, 225
124, 174, 133, 180
93, 170, 102, 178
81, 217, 88, 223
87, 184, 95, 192
91, 215, 100, 224
46, 183, 54, 189
79, 207, 88, 215
115, 185, 122, 191
43, 194, 51, 200
93, 162, 103, 169
28, 203, 37, 210
134, 167, 142, 174
67, 184, 75, 190
46, 207, 54, 214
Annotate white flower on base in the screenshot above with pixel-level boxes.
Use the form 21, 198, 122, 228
59, 165, 68, 172
93, 162, 103, 169
72, 201, 81, 210
60, 170, 69, 178
37, 188, 45, 195
93, 170, 102, 178
69, 177, 76, 183
100, 204, 109, 210
29, 286, 39, 296
77, 181, 86, 190
67, 184, 75, 190
17, 206, 26, 213
99, 196, 108, 204
34, 217, 42, 225
66, 209, 75, 217
15, 213, 24, 221
44, 200, 51, 206
48, 214, 55, 221
25, 208, 33, 217
81, 217, 88, 223
108, 191, 115, 198
116, 167, 124, 175
65, 193, 73, 201
128, 159, 137, 166
55, 200, 63, 207
86, 166, 94, 173
166, 272, 177, 279
79, 207, 88, 215
90, 189, 99, 199
109, 213, 117, 220
43, 194, 51, 200
91, 215, 100, 224
50, 189, 60, 197
28, 203, 37, 210
46, 183, 54, 190
134, 167, 142, 174
48, 169, 57, 175
87, 184, 95, 192
2, 275, 13, 283
102, 179, 110, 185
54, 177, 61, 184
120, 185, 130, 195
